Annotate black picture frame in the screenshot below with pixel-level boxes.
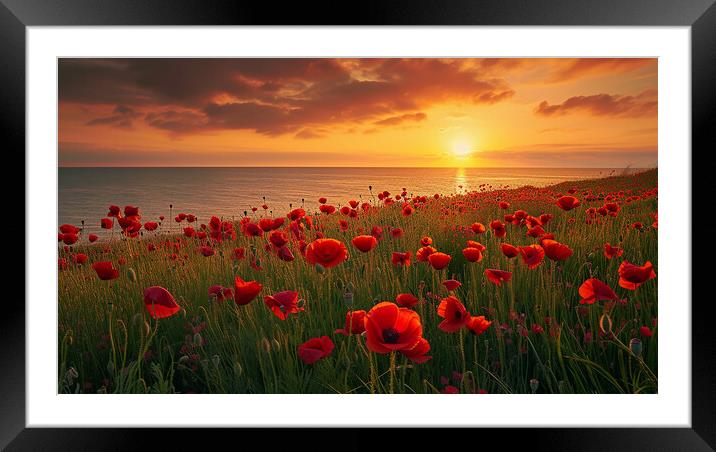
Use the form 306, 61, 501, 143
3, 0, 713, 450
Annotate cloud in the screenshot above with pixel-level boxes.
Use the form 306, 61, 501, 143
373, 112, 427, 127
86, 104, 142, 129
535, 90, 657, 118
546, 58, 655, 83
59, 58, 516, 137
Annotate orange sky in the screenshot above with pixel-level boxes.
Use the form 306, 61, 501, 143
58, 58, 657, 168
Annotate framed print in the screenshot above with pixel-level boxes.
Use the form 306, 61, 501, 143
4, 0, 714, 449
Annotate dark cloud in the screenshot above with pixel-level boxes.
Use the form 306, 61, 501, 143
59, 58, 516, 136
86, 104, 142, 129
535, 90, 657, 118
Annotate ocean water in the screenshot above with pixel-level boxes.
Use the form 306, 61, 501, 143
58, 167, 632, 237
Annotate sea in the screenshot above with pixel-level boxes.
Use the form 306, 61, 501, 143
58, 167, 639, 237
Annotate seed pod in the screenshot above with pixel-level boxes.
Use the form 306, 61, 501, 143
315, 263, 326, 275
343, 292, 354, 307
629, 338, 643, 358
530, 378, 539, 394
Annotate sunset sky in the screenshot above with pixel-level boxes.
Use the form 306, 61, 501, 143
58, 58, 657, 168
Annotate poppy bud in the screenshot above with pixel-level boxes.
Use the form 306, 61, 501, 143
178, 355, 190, 365
193, 333, 203, 347
234, 362, 243, 376
271, 338, 281, 350
529, 378, 539, 393
127, 268, 137, 282
131, 313, 142, 326
261, 337, 271, 353
629, 338, 643, 358
106, 361, 115, 375
315, 263, 326, 275
212, 355, 220, 368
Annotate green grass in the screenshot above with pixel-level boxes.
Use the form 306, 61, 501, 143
58, 169, 658, 394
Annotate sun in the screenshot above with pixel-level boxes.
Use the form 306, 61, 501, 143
452, 142, 472, 159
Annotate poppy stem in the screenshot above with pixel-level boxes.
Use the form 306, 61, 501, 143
389, 351, 397, 394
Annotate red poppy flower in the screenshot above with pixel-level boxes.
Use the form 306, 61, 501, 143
288, 208, 306, 221
319, 204, 336, 214
420, 236, 433, 247
443, 279, 461, 291
144, 221, 158, 231
618, 260, 656, 290
276, 246, 295, 262
556, 195, 580, 211
499, 201, 510, 209
437, 296, 470, 332
639, 326, 653, 337
490, 220, 506, 238
471, 223, 486, 234
58, 258, 68, 270
604, 243, 624, 259
416, 246, 437, 262
462, 247, 483, 262
541, 239, 573, 261
485, 269, 512, 286
364, 302, 423, 354
391, 251, 411, 267
264, 290, 303, 320
428, 252, 452, 270
351, 235, 378, 253
466, 316, 492, 335
395, 293, 419, 308
501, 243, 519, 258
391, 228, 404, 238
539, 214, 553, 224
92, 261, 119, 280
466, 241, 486, 251
297, 336, 334, 364
305, 238, 348, 269
578, 278, 619, 304
208, 285, 233, 301
102, 217, 115, 230
401, 337, 432, 364
143, 286, 180, 319
124, 205, 140, 217
519, 245, 545, 269
335, 310, 367, 335
73, 253, 88, 265
107, 205, 121, 217
88, 233, 99, 243
199, 246, 215, 257
318, 197, 328, 204
402, 204, 415, 216
269, 230, 289, 248
61, 233, 79, 245
526, 225, 545, 238
59, 224, 80, 234
233, 276, 262, 306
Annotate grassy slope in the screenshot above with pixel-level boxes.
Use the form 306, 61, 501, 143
58, 169, 658, 394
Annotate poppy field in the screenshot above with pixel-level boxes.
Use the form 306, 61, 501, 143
58, 168, 658, 394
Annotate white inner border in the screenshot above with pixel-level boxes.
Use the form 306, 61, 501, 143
27, 26, 691, 427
